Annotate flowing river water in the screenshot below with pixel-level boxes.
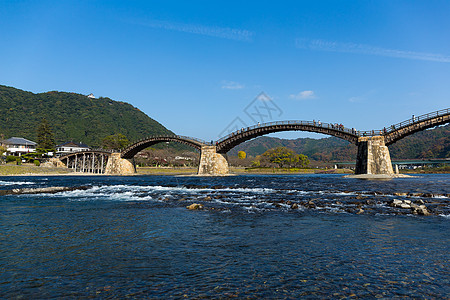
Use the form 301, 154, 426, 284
1, 174, 449, 298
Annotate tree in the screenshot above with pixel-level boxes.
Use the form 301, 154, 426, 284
36, 118, 55, 151
297, 154, 310, 168
238, 151, 246, 160
251, 159, 260, 167
262, 147, 299, 168
0, 145, 6, 157
102, 133, 130, 150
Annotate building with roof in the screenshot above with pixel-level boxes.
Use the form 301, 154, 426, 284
1, 137, 37, 156
56, 141, 90, 155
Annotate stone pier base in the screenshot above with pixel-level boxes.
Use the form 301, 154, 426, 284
104, 153, 136, 175
198, 146, 229, 175
45, 158, 67, 168
355, 136, 393, 175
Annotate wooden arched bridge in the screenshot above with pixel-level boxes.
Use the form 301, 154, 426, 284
58, 108, 449, 175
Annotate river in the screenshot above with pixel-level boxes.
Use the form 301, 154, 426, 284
1, 174, 449, 298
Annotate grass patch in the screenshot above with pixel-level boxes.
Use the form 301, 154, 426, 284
136, 166, 198, 175
0, 164, 74, 175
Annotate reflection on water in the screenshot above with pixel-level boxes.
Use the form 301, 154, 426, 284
0, 174, 449, 298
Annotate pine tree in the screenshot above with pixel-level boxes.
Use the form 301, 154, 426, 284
36, 118, 55, 150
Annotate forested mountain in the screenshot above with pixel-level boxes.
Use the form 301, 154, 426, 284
230, 124, 449, 160
0, 85, 172, 147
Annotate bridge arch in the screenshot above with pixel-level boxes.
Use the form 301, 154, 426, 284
121, 135, 207, 159
383, 108, 449, 145
216, 121, 359, 154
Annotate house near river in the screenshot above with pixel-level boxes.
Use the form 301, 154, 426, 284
0, 137, 37, 156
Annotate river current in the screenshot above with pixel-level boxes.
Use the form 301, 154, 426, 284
1, 174, 449, 298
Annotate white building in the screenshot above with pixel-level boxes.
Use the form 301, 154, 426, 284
1, 137, 37, 156
56, 141, 90, 155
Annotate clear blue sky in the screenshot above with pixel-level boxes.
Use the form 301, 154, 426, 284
1, 0, 449, 140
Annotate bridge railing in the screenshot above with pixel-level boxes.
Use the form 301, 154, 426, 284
216, 120, 358, 144
358, 108, 449, 137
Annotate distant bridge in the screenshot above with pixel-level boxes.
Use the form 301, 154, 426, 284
57, 108, 449, 175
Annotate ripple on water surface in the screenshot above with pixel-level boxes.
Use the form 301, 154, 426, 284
0, 174, 449, 298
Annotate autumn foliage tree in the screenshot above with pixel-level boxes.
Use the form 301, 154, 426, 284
238, 151, 246, 159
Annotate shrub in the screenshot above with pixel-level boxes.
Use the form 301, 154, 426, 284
6, 155, 17, 163
34, 160, 40, 166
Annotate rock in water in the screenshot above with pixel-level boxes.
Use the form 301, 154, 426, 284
390, 199, 403, 207
390, 199, 430, 215
0, 186, 91, 196
411, 204, 431, 216
186, 203, 204, 210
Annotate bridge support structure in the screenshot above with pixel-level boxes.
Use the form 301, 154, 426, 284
59, 151, 112, 174
198, 146, 229, 175
104, 153, 136, 175
355, 136, 393, 175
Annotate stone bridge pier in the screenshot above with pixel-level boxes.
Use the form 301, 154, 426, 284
355, 136, 393, 175
198, 146, 229, 175
104, 153, 136, 175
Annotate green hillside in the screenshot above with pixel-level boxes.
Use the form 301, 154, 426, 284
230, 124, 449, 160
0, 85, 172, 147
